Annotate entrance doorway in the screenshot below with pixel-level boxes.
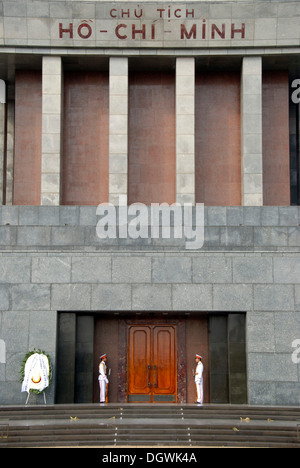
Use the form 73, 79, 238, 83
127, 324, 177, 403
55, 312, 247, 405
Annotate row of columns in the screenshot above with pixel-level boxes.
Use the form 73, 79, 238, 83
2, 55, 264, 207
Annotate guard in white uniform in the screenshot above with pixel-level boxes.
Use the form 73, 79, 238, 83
98, 354, 109, 403
195, 354, 204, 406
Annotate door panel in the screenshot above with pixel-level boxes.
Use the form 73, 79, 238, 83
128, 326, 151, 397
153, 326, 176, 395
128, 324, 177, 403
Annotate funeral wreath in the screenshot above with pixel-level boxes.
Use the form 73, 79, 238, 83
20, 349, 52, 395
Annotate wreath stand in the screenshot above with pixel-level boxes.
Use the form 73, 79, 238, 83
25, 391, 47, 405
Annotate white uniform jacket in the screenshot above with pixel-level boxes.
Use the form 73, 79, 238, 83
195, 361, 204, 383
98, 361, 109, 384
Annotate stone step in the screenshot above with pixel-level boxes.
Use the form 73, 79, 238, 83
1, 422, 299, 442
1, 429, 298, 448
1, 404, 300, 418
1, 405, 299, 448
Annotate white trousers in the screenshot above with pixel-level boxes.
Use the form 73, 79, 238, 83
99, 379, 107, 403
195, 380, 203, 404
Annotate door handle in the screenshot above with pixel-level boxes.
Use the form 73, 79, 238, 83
147, 365, 151, 387
153, 365, 157, 388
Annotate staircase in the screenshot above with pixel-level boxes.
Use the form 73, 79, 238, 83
0, 404, 300, 448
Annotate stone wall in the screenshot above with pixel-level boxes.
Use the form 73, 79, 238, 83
1, 0, 300, 49
0, 205, 299, 251
0, 206, 300, 405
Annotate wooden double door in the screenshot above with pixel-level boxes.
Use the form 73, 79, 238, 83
128, 324, 177, 403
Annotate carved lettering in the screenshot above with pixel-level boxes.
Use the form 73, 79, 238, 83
186, 9, 195, 18
211, 24, 225, 40
151, 23, 156, 40
115, 24, 127, 40
134, 7, 143, 18
157, 8, 165, 18
78, 22, 93, 39
181, 24, 196, 40
132, 24, 146, 40
231, 23, 246, 39
59, 23, 73, 39
156, 7, 194, 19
181, 22, 246, 40
57, 15, 248, 43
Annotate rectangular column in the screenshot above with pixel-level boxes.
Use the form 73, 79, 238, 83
176, 57, 195, 205
5, 100, 14, 205
41, 56, 63, 206
241, 57, 263, 206
109, 57, 128, 206
0, 80, 6, 205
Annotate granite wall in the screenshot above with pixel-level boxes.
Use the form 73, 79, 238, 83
0, 205, 299, 405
